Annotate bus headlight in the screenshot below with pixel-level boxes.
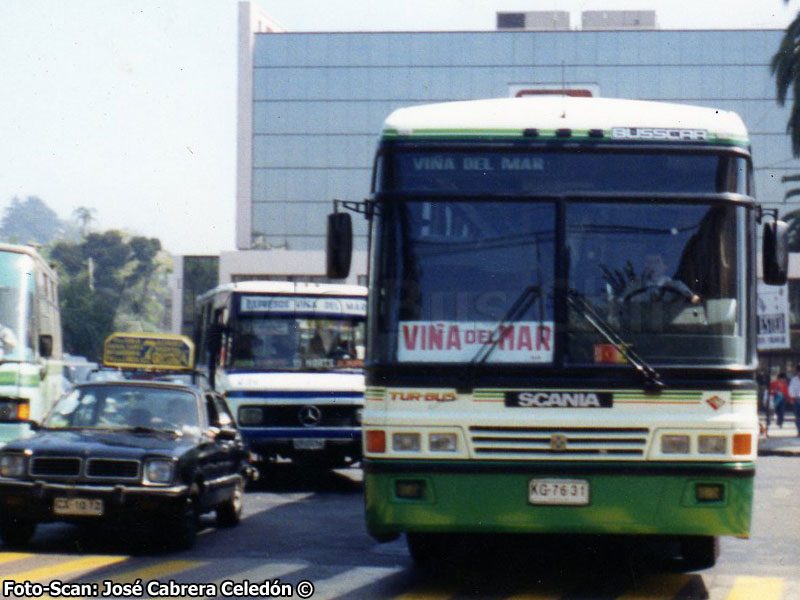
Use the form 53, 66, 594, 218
661, 434, 690, 454
0, 454, 26, 477
143, 459, 174, 485
698, 435, 726, 454
392, 432, 421, 452
429, 433, 458, 452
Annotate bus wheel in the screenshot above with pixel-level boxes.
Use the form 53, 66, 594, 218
680, 536, 719, 570
0, 516, 36, 548
406, 533, 448, 569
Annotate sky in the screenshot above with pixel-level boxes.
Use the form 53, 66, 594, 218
1, 0, 799, 256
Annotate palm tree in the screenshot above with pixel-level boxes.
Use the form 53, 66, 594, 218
72, 207, 96, 237
772, 3, 800, 156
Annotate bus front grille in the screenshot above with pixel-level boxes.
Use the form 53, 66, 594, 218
469, 426, 650, 458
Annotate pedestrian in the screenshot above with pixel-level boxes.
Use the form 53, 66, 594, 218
757, 369, 771, 429
792, 365, 800, 437
769, 372, 790, 429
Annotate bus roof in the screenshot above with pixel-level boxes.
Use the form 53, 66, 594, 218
198, 281, 367, 303
0, 243, 58, 279
382, 97, 748, 146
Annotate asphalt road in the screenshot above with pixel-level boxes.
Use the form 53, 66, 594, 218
0, 458, 797, 600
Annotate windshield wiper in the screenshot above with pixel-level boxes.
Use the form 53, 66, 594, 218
123, 426, 183, 437
457, 285, 542, 393
567, 289, 664, 392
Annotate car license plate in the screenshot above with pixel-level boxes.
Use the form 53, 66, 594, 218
293, 439, 325, 450
528, 479, 590, 505
53, 497, 104, 516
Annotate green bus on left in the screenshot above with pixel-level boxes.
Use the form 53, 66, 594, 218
0, 243, 63, 446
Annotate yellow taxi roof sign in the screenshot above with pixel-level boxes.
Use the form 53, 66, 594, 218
102, 333, 195, 371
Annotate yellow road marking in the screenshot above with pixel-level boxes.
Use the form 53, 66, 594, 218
86, 560, 204, 585
1, 555, 127, 584
725, 576, 784, 600
393, 586, 457, 600
0, 552, 35, 566
506, 588, 562, 600
161, 561, 307, 600
616, 574, 692, 599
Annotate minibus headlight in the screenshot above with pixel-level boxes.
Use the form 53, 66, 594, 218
0, 454, 26, 477
392, 432, 421, 452
661, 434, 690, 454
238, 407, 262, 426
429, 433, 457, 452
0, 401, 27, 422
698, 435, 726, 454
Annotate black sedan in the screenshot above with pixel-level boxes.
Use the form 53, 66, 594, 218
0, 380, 252, 549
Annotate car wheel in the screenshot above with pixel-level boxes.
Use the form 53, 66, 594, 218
680, 535, 719, 570
0, 516, 37, 548
216, 477, 244, 527
164, 500, 198, 550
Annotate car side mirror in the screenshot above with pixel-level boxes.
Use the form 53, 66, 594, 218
216, 426, 238, 441
326, 212, 353, 279
39, 334, 53, 358
763, 219, 789, 285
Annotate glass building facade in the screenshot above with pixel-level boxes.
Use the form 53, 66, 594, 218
244, 28, 795, 252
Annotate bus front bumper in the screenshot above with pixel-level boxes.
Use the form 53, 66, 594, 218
363, 459, 755, 541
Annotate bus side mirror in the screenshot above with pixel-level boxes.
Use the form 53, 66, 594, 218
208, 323, 225, 355
327, 212, 353, 279
39, 334, 53, 358
763, 220, 789, 285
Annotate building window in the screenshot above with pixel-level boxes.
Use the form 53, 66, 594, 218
497, 13, 525, 29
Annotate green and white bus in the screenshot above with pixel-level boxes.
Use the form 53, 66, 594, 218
0, 243, 63, 445
326, 96, 788, 569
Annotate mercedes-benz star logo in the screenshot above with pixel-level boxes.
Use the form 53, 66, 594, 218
298, 405, 322, 427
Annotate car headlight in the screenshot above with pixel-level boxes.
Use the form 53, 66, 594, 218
0, 454, 26, 477
143, 459, 174, 485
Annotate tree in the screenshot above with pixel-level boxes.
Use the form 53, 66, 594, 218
0, 196, 65, 245
773, 3, 800, 156
49, 231, 171, 360
72, 206, 96, 237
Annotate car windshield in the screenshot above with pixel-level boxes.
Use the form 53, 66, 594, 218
43, 385, 201, 435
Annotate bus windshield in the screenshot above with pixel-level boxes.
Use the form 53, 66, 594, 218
230, 315, 365, 371
375, 198, 746, 368
0, 252, 34, 361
